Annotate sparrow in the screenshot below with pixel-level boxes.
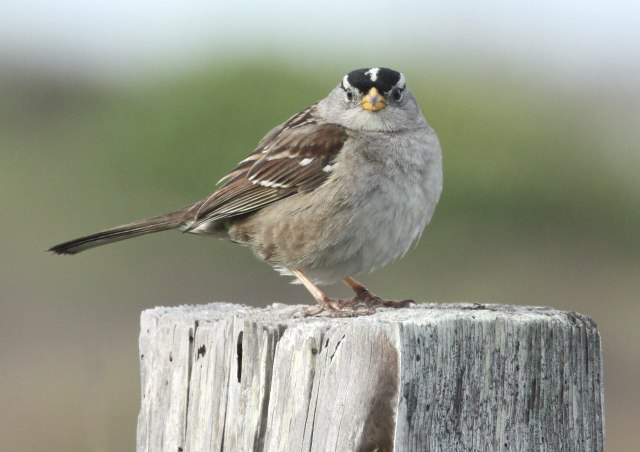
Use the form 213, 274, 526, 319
50, 67, 443, 317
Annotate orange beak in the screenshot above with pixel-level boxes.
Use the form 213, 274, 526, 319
361, 87, 386, 112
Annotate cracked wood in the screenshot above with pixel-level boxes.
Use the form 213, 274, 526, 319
136, 303, 604, 452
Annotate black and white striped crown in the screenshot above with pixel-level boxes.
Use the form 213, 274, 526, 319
341, 67, 406, 95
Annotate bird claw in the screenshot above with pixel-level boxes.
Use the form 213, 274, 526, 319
381, 298, 416, 308
302, 303, 374, 318
302, 291, 415, 317
343, 289, 415, 310
302, 297, 340, 317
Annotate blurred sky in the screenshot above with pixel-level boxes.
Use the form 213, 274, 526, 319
2, 0, 640, 83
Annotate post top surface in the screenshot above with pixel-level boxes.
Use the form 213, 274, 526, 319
141, 302, 597, 330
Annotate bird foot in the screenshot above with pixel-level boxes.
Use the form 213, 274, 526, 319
303, 291, 415, 317
341, 289, 415, 309
302, 297, 374, 317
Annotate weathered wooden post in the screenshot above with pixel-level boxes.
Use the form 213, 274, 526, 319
137, 303, 604, 451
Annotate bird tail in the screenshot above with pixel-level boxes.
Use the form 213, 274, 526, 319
48, 206, 194, 255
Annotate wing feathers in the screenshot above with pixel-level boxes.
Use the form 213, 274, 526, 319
188, 106, 347, 230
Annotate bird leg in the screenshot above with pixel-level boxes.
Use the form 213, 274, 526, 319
341, 276, 415, 309
292, 269, 339, 316
292, 270, 373, 317
292, 271, 414, 317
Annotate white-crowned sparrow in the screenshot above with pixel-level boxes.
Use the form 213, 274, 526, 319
50, 67, 443, 316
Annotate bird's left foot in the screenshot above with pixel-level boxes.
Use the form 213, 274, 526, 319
341, 276, 415, 311
338, 289, 415, 310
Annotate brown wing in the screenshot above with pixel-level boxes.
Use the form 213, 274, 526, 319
186, 106, 347, 229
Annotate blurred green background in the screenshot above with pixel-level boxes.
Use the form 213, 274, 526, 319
2, 1, 639, 450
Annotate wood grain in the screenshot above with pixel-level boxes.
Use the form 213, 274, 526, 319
137, 303, 604, 451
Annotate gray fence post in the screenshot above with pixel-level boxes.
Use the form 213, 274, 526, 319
137, 303, 604, 451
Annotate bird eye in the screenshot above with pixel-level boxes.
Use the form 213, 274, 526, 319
346, 90, 353, 101
392, 89, 402, 101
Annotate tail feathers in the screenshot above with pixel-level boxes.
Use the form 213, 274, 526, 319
49, 209, 190, 255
